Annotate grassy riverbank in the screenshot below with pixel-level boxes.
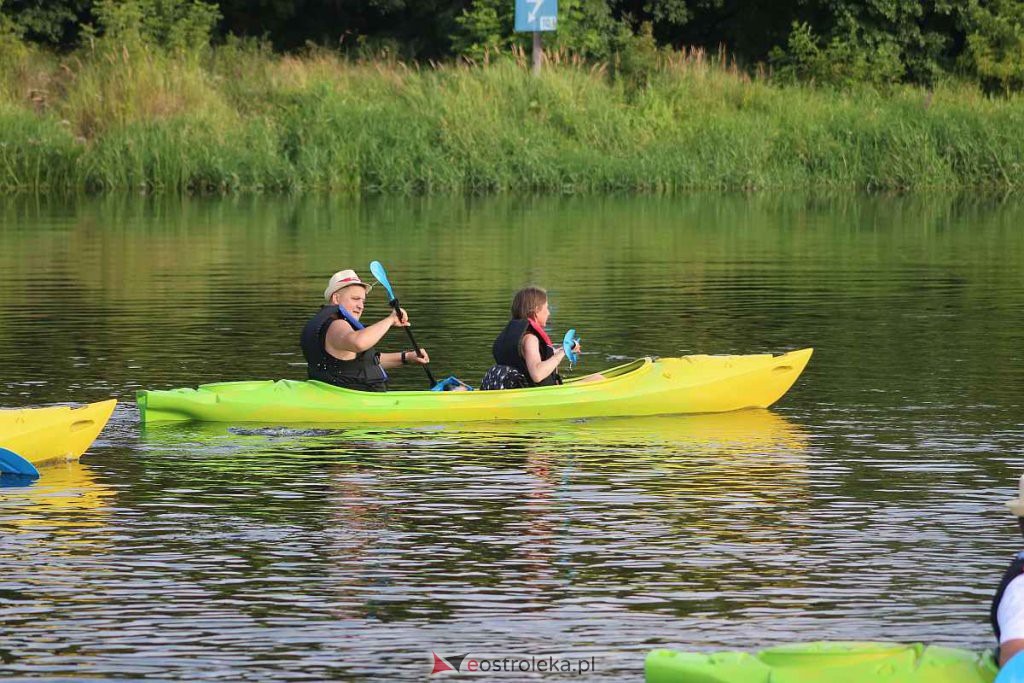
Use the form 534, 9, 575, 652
2, 41, 1024, 194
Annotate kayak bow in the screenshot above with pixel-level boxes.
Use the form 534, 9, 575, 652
0, 400, 117, 468
138, 349, 811, 424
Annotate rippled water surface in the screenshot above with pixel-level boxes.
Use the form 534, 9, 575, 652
1, 194, 1023, 680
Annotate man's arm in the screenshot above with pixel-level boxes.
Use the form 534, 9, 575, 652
326, 309, 408, 356
379, 349, 430, 369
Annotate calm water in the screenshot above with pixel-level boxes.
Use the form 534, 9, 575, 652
1, 193, 1023, 680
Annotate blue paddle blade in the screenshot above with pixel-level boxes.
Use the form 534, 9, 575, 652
0, 447, 40, 479
430, 375, 474, 392
997, 651, 1024, 683
563, 328, 579, 364
368, 261, 396, 301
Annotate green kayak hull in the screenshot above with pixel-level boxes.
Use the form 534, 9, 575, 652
137, 349, 812, 425
646, 642, 997, 683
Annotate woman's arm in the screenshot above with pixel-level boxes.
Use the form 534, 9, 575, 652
521, 334, 565, 384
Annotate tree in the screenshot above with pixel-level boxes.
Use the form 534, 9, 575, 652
768, 0, 959, 87
1, 0, 90, 47
960, 0, 1024, 94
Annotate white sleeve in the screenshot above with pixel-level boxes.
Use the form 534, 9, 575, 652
998, 575, 1024, 644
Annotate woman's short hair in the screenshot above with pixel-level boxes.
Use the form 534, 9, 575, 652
511, 286, 548, 319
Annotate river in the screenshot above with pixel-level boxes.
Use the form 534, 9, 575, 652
1, 193, 1022, 680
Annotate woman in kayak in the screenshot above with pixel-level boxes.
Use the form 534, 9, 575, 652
300, 269, 430, 391
481, 286, 600, 390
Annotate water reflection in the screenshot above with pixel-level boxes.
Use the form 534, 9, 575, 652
135, 411, 812, 621
0, 460, 115, 534
138, 410, 807, 492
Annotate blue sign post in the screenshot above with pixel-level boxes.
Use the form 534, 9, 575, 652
514, 0, 557, 75
515, 0, 557, 32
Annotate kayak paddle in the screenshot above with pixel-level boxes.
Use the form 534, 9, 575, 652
369, 260, 437, 388
0, 447, 40, 479
563, 328, 581, 365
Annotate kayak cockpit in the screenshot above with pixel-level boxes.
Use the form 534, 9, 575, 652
561, 357, 649, 384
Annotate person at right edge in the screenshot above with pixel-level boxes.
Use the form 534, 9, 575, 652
992, 475, 1024, 669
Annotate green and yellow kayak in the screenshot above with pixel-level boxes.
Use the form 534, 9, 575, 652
646, 642, 997, 683
0, 400, 117, 468
137, 349, 812, 424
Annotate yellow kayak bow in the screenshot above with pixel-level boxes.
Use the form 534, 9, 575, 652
0, 399, 117, 468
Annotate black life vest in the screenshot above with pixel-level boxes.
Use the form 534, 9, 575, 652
300, 305, 388, 392
491, 318, 562, 387
991, 551, 1024, 644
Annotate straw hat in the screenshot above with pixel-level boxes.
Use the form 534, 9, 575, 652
324, 269, 372, 302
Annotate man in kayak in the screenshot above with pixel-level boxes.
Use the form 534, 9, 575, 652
993, 479, 1024, 669
300, 269, 430, 391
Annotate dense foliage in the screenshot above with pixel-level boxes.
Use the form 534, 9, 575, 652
3, 0, 1024, 91
2, 38, 1024, 194
1, 0, 1023, 195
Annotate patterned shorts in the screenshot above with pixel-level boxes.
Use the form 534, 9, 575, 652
480, 365, 529, 390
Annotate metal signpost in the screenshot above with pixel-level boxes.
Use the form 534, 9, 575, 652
514, 0, 557, 76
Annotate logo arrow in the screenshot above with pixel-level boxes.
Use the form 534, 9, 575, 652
527, 0, 544, 24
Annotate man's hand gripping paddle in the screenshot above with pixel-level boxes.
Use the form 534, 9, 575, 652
369, 261, 438, 388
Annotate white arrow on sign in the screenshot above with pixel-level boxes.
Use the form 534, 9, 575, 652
527, 0, 544, 24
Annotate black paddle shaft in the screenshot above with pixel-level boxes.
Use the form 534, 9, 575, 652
389, 297, 437, 387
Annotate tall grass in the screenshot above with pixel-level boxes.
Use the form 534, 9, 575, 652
1, 40, 1024, 194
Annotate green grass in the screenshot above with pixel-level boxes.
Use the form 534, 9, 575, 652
2, 39, 1024, 194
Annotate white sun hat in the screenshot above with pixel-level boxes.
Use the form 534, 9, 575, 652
324, 269, 373, 302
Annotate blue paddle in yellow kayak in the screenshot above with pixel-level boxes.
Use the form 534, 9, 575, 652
0, 447, 40, 479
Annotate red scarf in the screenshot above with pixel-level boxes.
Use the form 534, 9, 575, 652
527, 318, 553, 348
